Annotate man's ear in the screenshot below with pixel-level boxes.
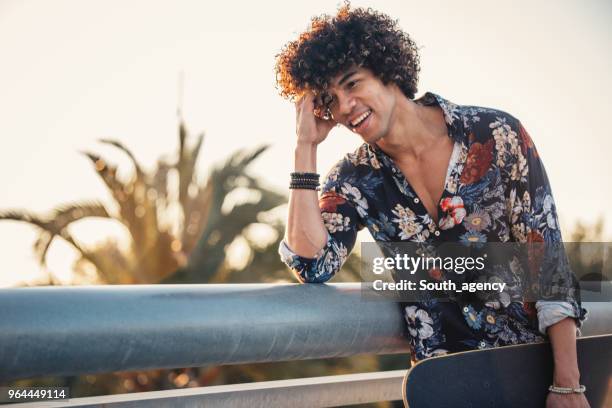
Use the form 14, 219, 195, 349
312, 92, 328, 120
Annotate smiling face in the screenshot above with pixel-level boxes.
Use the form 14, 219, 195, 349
322, 67, 400, 144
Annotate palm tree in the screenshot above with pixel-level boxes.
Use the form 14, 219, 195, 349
0, 120, 286, 284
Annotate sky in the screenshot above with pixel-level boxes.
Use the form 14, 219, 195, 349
1, 0, 611, 286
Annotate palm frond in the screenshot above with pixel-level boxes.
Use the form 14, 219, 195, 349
178, 120, 187, 160
41, 201, 110, 265
153, 159, 173, 205
1, 202, 111, 266
51, 201, 110, 225
0, 209, 47, 229
81, 151, 128, 203
210, 145, 269, 182
228, 144, 269, 169
173, 145, 279, 281
93, 142, 160, 238
98, 139, 145, 178
181, 181, 213, 254
33, 231, 54, 265
82, 152, 140, 228
82, 148, 162, 265
176, 122, 205, 208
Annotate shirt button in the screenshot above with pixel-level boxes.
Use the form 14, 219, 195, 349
434, 231, 440, 236
413, 198, 420, 204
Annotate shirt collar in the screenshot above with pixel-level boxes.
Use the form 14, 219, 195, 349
414, 92, 467, 143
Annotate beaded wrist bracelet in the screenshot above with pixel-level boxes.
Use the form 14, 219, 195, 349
289, 172, 320, 191
548, 384, 586, 394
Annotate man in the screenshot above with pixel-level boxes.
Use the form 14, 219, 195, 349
275, 4, 588, 407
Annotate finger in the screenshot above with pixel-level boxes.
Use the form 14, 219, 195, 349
295, 95, 312, 121
296, 91, 314, 106
302, 98, 319, 121
295, 92, 308, 111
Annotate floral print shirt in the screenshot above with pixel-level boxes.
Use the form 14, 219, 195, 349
279, 92, 587, 361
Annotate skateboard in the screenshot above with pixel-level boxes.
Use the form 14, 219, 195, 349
403, 334, 612, 408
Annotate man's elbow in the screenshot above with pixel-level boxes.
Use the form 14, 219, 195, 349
286, 231, 328, 259
293, 269, 334, 284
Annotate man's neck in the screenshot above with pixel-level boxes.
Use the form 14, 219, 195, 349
375, 93, 448, 163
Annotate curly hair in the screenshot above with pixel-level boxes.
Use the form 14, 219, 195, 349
275, 3, 420, 115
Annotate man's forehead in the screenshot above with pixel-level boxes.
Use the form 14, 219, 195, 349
330, 66, 363, 86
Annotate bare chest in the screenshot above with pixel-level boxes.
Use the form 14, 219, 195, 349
396, 139, 455, 223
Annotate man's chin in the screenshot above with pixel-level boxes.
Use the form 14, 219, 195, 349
345, 123, 382, 144
362, 132, 383, 144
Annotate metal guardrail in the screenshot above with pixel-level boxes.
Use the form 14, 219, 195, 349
0, 283, 410, 382
1, 283, 611, 407
1, 283, 611, 382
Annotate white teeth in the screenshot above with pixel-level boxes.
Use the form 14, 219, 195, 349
351, 110, 371, 127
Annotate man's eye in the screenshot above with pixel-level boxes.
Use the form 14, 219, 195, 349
347, 80, 358, 89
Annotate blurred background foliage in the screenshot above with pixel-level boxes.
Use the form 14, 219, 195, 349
1, 119, 289, 285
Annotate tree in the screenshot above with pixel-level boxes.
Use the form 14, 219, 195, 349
0, 120, 286, 285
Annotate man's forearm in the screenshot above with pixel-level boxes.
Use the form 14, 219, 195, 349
547, 317, 581, 387
285, 143, 328, 258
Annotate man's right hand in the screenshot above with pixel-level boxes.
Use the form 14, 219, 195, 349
295, 92, 336, 146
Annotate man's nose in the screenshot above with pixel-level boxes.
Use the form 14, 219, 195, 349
337, 94, 356, 117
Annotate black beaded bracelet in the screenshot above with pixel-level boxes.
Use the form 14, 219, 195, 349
290, 172, 320, 179
290, 176, 320, 180
290, 179, 319, 185
289, 183, 320, 191
290, 171, 320, 191
291, 178, 321, 184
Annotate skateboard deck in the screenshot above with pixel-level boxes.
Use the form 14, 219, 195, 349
403, 334, 612, 408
